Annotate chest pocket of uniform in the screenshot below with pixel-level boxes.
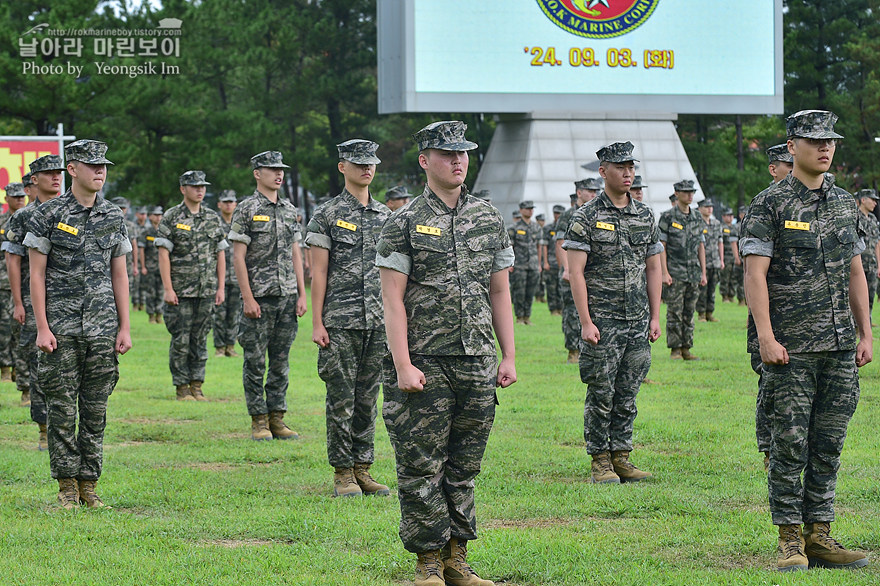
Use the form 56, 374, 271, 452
466, 234, 495, 279
330, 223, 362, 272
48, 226, 83, 271
410, 230, 448, 283
250, 219, 271, 233
628, 229, 651, 253
779, 228, 819, 249
331, 224, 362, 247
591, 225, 619, 254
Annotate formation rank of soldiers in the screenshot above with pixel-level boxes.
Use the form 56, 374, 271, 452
0, 110, 875, 583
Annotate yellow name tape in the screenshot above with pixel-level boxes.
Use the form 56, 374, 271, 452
416, 225, 441, 236
596, 221, 615, 231
57, 222, 78, 236
550, 231, 556, 237
703, 229, 708, 234
723, 228, 730, 234
176, 223, 191, 231
253, 215, 270, 222
671, 222, 683, 230
516, 229, 527, 235
146, 236, 155, 241
784, 220, 810, 231
336, 219, 357, 231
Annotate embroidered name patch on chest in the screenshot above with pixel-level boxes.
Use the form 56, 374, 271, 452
416, 225, 441, 236
336, 220, 357, 231
784, 220, 810, 231
596, 222, 615, 231
57, 222, 78, 236
146, 236, 155, 241
176, 223, 191, 231
723, 228, 730, 234
253, 215, 270, 222
671, 222, 683, 230
516, 229, 527, 235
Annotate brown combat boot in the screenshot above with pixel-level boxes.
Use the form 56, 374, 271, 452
333, 467, 362, 498
804, 522, 868, 569
353, 463, 390, 496
78, 480, 109, 509
698, 312, 707, 322
670, 348, 682, 360
148, 314, 156, 324
611, 450, 652, 483
0, 366, 12, 382
214, 347, 225, 357
589, 452, 620, 484
38, 424, 48, 451
738, 299, 747, 306
20, 390, 30, 407
268, 411, 299, 440
443, 537, 494, 586
566, 349, 579, 364
523, 317, 532, 325
777, 524, 808, 572
189, 381, 208, 401
681, 348, 700, 361
225, 345, 239, 357
706, 312, 719, 322
414, 550, 446, 586
175, 384, 194, 401
763, 451, 769, 473
57, 478, 80, 510
251, 414, 272, 441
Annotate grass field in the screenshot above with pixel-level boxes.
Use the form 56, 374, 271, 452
1, 297, 879, 585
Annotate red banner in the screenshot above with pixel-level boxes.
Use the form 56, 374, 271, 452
0, 140, 60, 187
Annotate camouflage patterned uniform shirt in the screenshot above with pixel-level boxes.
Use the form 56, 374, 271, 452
138, 223, 159, 270
3, 202, 40, 302
219, 215, 238, 287
227, 190, 301, 297
657, 205, 705, 283
544, 220, 559, 267
23, 190, 131, 336
722, 219, 738, 265
509, 218, 542, 270
739, 173, 864, 354
0, 212, 11, 289
555, 206, 577, 246
858, 210, 880, 279
154, 203, 228, 297
376, 186, 514, 356
563, 192, 663, 321
702, 214, 724, 269
304, 189, 390, 330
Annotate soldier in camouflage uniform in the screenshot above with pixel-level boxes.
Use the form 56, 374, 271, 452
734, 206, 748, 304
719, 206, 740, 302
4, 155, 65, 450
541, 204, 564, 314
138, 207, 165, 323
629, 175, 646, 202
133, 207, 148, 310
564, 142, 663, 485
228, 151, 307, 441
377, 121, 516, 586
658, 180, 707, 360
306, 139, 391, 498
741, 110, 871, 572
696, 199, 724, 322
213, 190, 241, 357
385, 185, 411, 213
156, 171, 228, 401
557, 181, 600, 363
855, 189, 880, 318
509, 200, 542, 324
0, 183, 27, 387
25, 139, 132, 509
110, 197, 139, 307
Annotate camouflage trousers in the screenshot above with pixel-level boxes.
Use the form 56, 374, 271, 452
752, 353, 771, 453
11, 320, 29, 392
719, 264, 737, 299
559, 273, 580, 352
0, 289, 15, 367
544, 266, 562, 312
763, 351, 859, 525
319, 328, 385, 469
212, 284, 241, 349
733, 264, 745, 301
238, 295, 298, 416
38, 335, 118, 480
511, 267, 540, 318
665, 280, 699, 349
580, 316, 651, 454
132, 268, 144, 306
865, 269, 877, 316
696, 268, 720, 314
21, 326, 46, 425
142, 270, 164, 316
164, 297, 214, 386
383, 353, 496, 553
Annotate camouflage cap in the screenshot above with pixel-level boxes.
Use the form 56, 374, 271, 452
575, 178, 602, 191
596, 141, 639, 164
697, 198, 714, 208
385, 185, 411, 201
65, 139, 114, 165
111, 196, 130, 209
856, 188, 879, 201
179, 170, 211, 186
669, 194, 677, 202
786, 110, 844, 139
413, 120, 478, 152
29, 154, 65, 173
552, 204, 565, 213
519, 200, 535, 209
337, 139, 381, 165
569, 193, 578, 202
250, 150, 290, 169
535, 213, 545, 221
630, 175, 646, 189
721, 206, 734, 216
137, 206, 149, 214
4, 183, 26, 198
218, 189, 237, 202
21, 173, 32, 187
673, 179, 697, 192
738, 206, 748, 216
766, 143, 793, 164
512, 210, 521, 219
149, 206, 164, 215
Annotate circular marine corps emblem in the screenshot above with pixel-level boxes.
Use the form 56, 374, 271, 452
537, 0, 660, 39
